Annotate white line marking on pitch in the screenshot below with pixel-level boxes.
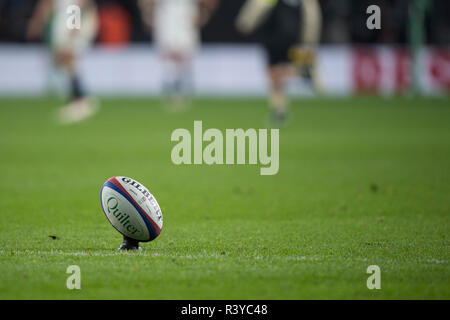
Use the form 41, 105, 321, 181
0, 250, 447, 265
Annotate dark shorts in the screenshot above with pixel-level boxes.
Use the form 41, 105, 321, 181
263, 42, 294, 66
256, 0, 302, 66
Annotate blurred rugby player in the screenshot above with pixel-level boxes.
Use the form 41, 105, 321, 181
139, 0, 218, 111
28, 0, 99, 124
236, 0, 322, 125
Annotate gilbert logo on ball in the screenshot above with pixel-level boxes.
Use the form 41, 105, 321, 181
100, 176, 163, 242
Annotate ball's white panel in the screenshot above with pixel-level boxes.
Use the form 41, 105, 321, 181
115, 176, 163, 230
101, 185, 150, 241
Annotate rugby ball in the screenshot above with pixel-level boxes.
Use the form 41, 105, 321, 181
100, 176, 163, 242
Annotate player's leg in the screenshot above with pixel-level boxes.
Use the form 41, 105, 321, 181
54, 47, 100, 124
54, 48, 84, 102
161, 51, 193, 110
290, 0, 323, 91
267, 62, 295, 125
264, 35, 297, 125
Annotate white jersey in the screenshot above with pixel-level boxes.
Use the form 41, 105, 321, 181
154, 0, 200, 54
51, 0, 97, 53
54, 0, 80, 14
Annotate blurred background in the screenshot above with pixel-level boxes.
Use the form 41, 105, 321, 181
0, 0, 448, 97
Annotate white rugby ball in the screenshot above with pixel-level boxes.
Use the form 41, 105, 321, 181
100, 176, 163, 242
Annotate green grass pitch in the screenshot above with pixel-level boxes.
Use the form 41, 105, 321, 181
0, 96, 449, 299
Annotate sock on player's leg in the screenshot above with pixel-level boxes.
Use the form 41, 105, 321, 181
269, 90, 288, 124
268, 65, 290, 124
70, 74, 84, 101
270, 90, 286, 113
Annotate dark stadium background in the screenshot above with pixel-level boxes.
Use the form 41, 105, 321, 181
1, 0, 449, 45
